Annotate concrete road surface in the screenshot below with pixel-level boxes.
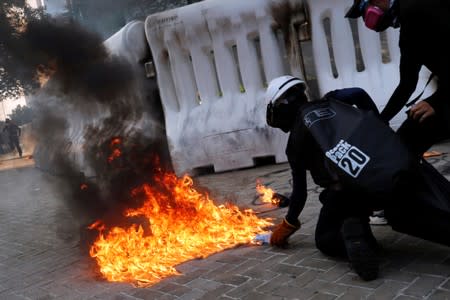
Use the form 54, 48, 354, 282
0, 143, 450, 300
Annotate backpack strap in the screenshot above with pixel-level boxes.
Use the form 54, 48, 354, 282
405, 73, 435, 108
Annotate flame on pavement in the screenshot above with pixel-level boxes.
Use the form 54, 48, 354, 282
88, 170, 273, 287
256, 179, 279, 205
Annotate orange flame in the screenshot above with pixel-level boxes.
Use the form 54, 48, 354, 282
107, 149, 122, 163
35, 61, 57, 87
110, 138, 121, 146
107, 138, 122, 163
256, 179, 279, 205
89, 171, 273, 286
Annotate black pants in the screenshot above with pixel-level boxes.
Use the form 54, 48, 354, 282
397, 114, 450, 157
387, 115, 450, 247
314, 188, 375, 258
386, 201, 450, 247
9, 136, 22, 157
385, 161, 450, 247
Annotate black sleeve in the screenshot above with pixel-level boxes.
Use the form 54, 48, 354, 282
380, 45, 421, 122
324, 87, 379, 114
423, 70, 449, 113
285, 165, 308, 225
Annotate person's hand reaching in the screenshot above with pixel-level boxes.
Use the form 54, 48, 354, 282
409, 101, 435, 122
270, 218, 300, 247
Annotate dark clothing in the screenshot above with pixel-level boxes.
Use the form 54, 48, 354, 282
315, 188, 376, 257
386, 192, 450, 247
385, 161, 450, 247
8, 135, 22, 157
380, 0, 450, 155
285, 88, 379, 255
396, 116, 449, 156
3, 122, 22, 157
3, 122, 21, 138
372, 0, 450, 247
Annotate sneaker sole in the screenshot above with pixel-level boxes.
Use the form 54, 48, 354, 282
369, 217, 388, 225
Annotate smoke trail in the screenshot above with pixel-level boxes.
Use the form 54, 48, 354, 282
1, 8, 171, 238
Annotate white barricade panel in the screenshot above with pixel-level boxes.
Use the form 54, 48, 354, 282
306, 0, 436, 129
145, 0, 305, 175
104, 21, 148, 64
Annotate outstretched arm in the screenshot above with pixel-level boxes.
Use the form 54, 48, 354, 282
270, 165, 307, 247
285, 167, 307, 225
380, 53, 421, 122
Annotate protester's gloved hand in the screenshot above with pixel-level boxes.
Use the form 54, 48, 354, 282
270, 218, 300, 247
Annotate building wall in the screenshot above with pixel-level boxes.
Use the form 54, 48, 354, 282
44, 0, 67, 15
27, 0, 44, 9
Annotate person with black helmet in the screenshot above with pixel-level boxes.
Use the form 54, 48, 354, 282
3, 118, 22, 158
265, 75, 382, 281
345, 0, 450, 158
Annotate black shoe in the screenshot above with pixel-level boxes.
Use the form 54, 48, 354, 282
341, 218, 379, 281
273, 193, 290, 208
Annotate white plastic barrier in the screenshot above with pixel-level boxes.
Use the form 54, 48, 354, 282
145, 0, 306, 175
306, 0, 436, 128
35, 1, 440, 177
104, 20, 148, 65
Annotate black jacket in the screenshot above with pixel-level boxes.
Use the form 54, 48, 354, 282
3, 122, 21, 138
284, 88, 380, 223
285, 111, 338, 221
380, 0, 450, 126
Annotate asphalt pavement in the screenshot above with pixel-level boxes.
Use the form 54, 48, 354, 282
0, 142, 449, 300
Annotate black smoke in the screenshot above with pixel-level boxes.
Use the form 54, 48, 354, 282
1, 9, 171, 242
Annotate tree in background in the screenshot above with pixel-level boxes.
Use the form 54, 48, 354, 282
1, 0, 204, 112
0, 0, 45, 99
8, 104, 33, 126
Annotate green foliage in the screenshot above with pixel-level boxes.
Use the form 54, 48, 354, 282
8, 104, 33, 126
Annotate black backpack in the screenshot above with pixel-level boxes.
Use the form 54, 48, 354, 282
300, 98, 415, 197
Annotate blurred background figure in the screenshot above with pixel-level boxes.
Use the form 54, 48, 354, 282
3, 118, 22, 158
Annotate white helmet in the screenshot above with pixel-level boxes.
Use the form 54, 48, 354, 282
265, 75, 306, 132
265, 75, 305, 105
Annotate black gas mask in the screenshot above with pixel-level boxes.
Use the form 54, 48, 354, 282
266, 92, 304, 132
345, 0, 399, 32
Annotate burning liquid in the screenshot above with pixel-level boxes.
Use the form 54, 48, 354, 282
256, 179, 279, 205
89, 171, 272, 286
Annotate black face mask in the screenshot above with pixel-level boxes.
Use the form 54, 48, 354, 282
266, 102, 299, 133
